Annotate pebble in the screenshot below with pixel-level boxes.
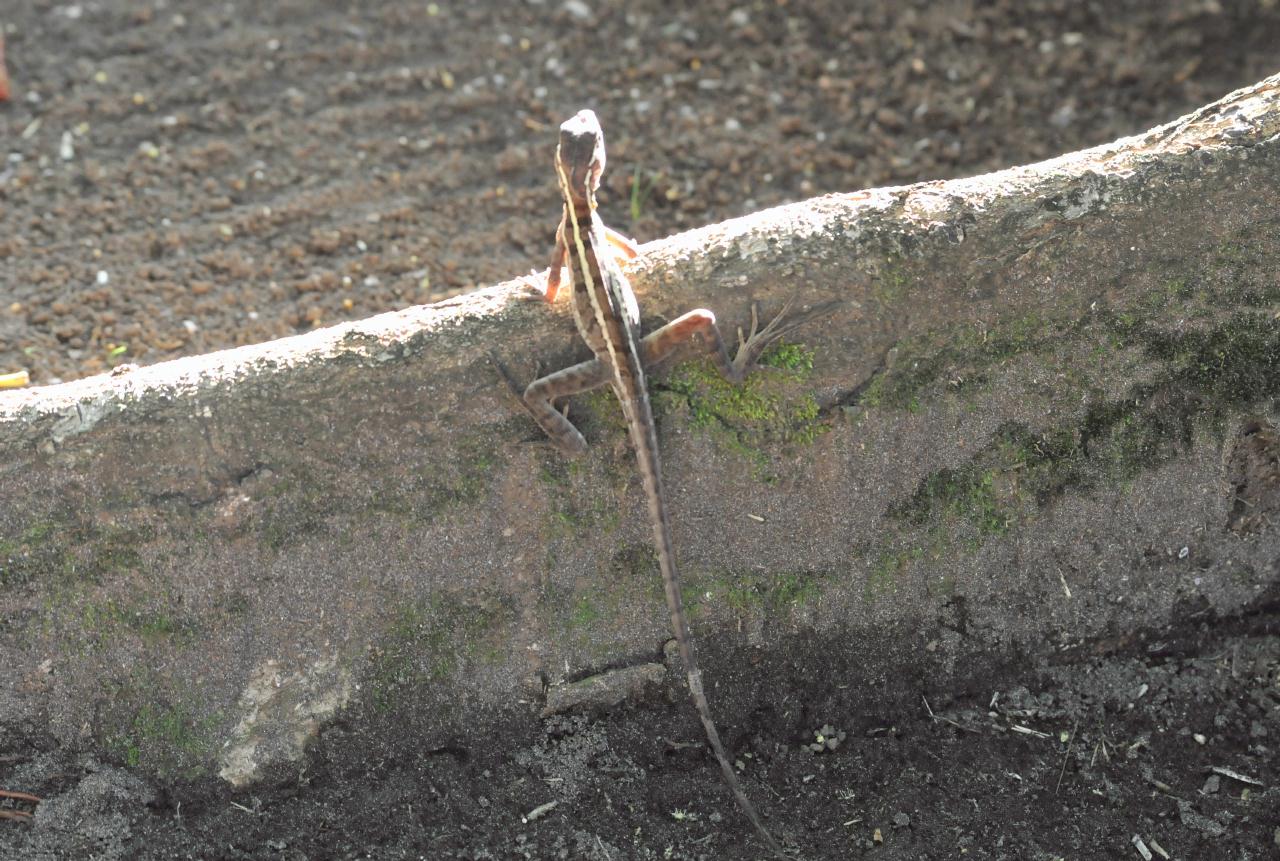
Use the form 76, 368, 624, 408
563, 0, 592, 21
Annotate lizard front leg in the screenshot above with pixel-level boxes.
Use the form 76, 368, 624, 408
494, 356, 611, 456
541, 220, 638, 304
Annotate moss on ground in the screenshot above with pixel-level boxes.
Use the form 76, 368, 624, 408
101, 673, 222, 779
854, 233, 1280, 595
858, 311, 1055, 412
0, 518, 154, 590
252, 434, 503, 551
883, 308, 1279, 542
366, 592, 513, 712
687, 567, 827, 620
657, 341, 828, 479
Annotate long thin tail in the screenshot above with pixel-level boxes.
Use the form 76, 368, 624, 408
626, 385, 786, 858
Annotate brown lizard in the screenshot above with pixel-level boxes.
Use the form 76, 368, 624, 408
499, 109, 822, 856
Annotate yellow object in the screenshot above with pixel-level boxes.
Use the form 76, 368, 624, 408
0, 369, 31, 389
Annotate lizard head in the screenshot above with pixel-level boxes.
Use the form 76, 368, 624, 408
555, 109, 606, 210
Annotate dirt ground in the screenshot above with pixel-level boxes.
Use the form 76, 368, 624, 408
2, 0, 1280, 384
2, 0, 1279, 858
4, 610, 1280, 859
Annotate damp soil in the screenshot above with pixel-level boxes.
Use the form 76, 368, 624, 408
2, 0, 1280, 858
2, 605, 1279, 859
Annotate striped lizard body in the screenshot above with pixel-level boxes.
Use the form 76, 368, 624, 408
503, 109, 825, 858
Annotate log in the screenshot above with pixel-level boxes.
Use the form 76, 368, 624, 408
1, 74, 1277, 785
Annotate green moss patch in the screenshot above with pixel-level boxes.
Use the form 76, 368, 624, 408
0, 518, 153, 590
101, 674, 222, 778
255, 435, 503, 551
366, 592, 513, 712
657, 341, 828, 478
693, 567, 827, 620
858, 312, 1055, 412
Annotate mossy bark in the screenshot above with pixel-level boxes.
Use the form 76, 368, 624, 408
1, 74, 1278, 784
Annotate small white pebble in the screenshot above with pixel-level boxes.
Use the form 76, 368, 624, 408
563, 0, 592, 20
1193, 733, 1206, 745
95, 270, 109, 285
355, 239, 368, 252
182, 319, 199, 333
59, 131, 75, 161
247, 311, 260, 321
362, 275, 380, 288
1178, 546, 1189, 559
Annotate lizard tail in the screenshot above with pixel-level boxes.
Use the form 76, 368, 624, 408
681, 650, 789, 858
625, 385, 789, 858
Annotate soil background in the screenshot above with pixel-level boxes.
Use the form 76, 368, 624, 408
1, 0, 1279, 859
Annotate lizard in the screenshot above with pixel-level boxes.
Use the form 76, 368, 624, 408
499, 108, 823, 857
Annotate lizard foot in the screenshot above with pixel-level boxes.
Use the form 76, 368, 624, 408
512, 270, 555, 303
731, 296, 840, 377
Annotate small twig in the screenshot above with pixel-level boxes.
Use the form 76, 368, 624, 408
1210, 765, 1263, 786
1055, 724, 1077, 794
921, 694, 976, 732
1146, 776, 1179, 799
523, 800, 559, 823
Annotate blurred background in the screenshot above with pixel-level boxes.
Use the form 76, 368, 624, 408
0, 0, 1276, 383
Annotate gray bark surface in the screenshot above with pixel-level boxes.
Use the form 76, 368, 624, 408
2, 74, 1277, 784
